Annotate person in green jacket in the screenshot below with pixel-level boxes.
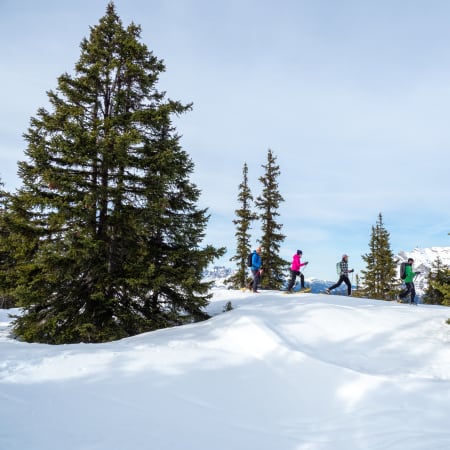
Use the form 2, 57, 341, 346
399, 258, 420, 305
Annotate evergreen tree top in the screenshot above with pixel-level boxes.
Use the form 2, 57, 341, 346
6, 2, 224, 344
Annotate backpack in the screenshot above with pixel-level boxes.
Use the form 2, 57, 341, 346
247, 252, 253, 267
336, 262, 341, 275
400, 262, 407, 280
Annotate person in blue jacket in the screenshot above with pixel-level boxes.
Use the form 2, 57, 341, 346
249, 246, 263, 293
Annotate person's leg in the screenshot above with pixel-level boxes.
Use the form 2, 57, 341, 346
250, 270, 257, 291
344, 276, 351, 295
300, 272, 305, 289
286, 270, 296, 291
328, 275, 345, 292
410, 283, 416, 304
399, 282, 411, 300
253, 270, 261, 292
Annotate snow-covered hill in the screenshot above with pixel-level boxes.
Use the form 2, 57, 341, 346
1, 290, 450, 450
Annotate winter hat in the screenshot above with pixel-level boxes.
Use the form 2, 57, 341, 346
297, 250, 302, 255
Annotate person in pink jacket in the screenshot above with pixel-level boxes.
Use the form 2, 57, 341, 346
286, 250, 309, 292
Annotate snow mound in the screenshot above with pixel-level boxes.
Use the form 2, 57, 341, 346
1, 292, 450, 450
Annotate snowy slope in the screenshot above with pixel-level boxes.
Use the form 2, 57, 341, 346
1, 289, 450, 450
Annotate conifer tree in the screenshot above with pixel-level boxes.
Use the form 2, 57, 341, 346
422, 257, 450, 305
360, 213, 397, 300
8, 2, 224, 343
228, 163, 258, 289
0, 182, 17, 308
434, 273, 450, 306
255, 149, 286, 289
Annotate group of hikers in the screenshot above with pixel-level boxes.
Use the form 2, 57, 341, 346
247, 247, 419, 304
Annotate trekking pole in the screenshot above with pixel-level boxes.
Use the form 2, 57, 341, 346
299, 262, 310, 291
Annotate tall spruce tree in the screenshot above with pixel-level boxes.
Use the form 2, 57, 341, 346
9, 2, 224, 344
433, 271, 450, 306
0, 181, 16, 308
228, 163, 258, 289
360, 213, 397, 300
422, 257, 450, 305
255, 149, 286, 289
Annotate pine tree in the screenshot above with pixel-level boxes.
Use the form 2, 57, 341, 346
9, 2, 224, 343
422, 257, 450, 305
351, 273, 365, 298
255, 149, 286, 289
360, 213, 398, 300
227, 163, 258, 289
0, 181, 17, 309
435, 273, 450, 306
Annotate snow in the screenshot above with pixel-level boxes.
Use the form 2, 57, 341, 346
1, 289, 450, 450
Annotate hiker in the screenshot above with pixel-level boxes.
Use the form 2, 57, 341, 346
399, 258, 420, 305
286, 250, 309, 292
325, 254, 354, 296
248, 246, 263, 293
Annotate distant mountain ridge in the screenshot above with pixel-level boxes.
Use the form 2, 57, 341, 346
203, 266, 233, 280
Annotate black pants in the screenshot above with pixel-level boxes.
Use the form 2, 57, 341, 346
287, 270, 304, 291
399, 282, 416, 303
249, 269, 261, 292
329, 275, 351, 295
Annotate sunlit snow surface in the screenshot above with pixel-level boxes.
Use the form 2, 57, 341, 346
1, 288, 450, 450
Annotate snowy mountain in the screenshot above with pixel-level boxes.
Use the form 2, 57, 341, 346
202, 266, 233, 281
395, 246, 450, 296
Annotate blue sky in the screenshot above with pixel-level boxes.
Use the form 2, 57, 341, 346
1, 0, 449, 280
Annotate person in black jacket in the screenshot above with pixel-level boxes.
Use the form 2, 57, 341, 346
325, 254, 354, 296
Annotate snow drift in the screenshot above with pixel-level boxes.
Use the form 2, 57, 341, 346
1, 289, 450, 450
